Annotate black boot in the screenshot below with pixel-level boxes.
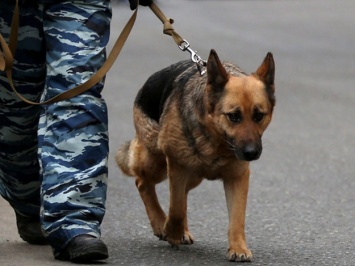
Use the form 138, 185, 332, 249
15, 211, 47, 245
56, 234, 109, 263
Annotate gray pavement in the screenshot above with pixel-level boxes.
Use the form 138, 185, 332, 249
1, 0, 354, 265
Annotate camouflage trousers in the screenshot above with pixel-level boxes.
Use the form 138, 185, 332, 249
0, 0, 111, 257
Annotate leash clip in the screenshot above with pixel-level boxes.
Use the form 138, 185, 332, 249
178, 39, 206, 76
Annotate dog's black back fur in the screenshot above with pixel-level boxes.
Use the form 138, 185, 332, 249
135, 60, 197, 122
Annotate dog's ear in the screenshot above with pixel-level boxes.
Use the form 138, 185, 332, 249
254, 52, 276, 106
254, 52, 275, 91
207, 49, 229, 87
206, 50, 229, 113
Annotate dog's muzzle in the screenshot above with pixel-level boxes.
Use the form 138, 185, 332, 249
235, 143, 262, 161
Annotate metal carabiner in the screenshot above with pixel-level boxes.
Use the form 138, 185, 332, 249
178, 39, 206, 75
178, 39, 190, 52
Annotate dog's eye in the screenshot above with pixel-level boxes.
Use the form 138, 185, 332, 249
253, 112, 265, 123
227, 112, 243, 123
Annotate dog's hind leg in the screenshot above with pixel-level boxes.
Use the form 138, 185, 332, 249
134, 148, 168, 240
116, 137, 168, 239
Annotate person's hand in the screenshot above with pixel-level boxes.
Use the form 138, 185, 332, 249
129, 0, 153, 10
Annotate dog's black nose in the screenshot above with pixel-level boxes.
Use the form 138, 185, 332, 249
242, 144, 261, 161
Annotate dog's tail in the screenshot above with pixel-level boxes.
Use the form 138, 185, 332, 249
115, 140, 135, 177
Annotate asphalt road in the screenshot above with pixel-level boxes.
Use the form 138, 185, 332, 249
0, 1, 354, 265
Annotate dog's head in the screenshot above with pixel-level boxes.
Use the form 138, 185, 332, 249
205, 49, 275, 161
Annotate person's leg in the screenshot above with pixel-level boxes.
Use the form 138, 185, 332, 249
0, 1, 46, 244
38, 0, 112, 260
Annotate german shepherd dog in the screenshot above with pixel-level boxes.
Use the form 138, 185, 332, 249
116, 49, 275, 262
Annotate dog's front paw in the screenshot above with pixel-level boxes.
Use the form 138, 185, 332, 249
181, 231, 194, 245
166, 231, 194, 247
227, 247, 253, 262
164, 219, 194, 247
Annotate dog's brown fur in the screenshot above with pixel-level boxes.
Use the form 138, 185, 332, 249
116, 50, 275, 262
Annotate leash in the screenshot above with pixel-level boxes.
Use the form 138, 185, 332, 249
0, 0, 206, 105
149, 3, 207, 75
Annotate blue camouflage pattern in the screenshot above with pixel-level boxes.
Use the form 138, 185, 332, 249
0, 0, 112, 257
